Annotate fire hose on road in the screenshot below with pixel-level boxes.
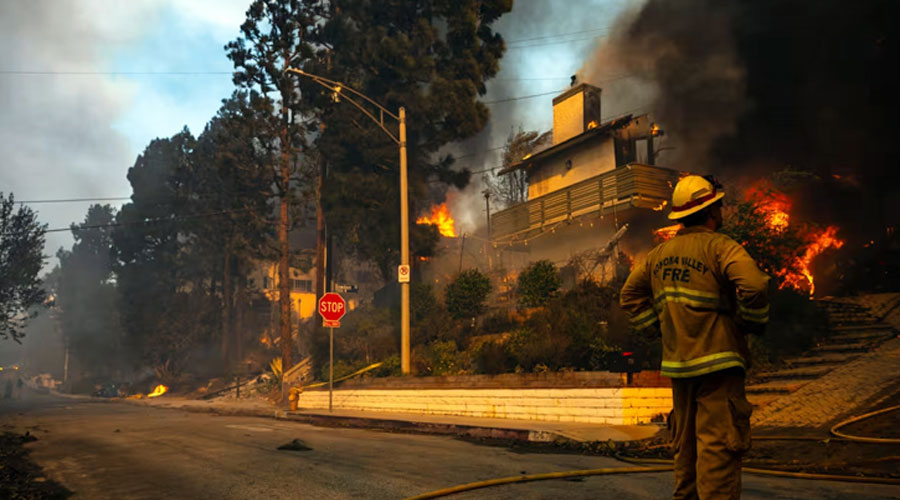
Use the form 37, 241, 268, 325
404, 406, 900, 500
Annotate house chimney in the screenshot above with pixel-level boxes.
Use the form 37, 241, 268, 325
551, 83, 601, 145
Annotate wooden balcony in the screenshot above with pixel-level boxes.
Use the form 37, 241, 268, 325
491, 163, 680, 240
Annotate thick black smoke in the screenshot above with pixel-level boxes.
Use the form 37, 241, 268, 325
589, 0, 898, 237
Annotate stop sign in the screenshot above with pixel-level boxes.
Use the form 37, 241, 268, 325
318, 292, 346, 324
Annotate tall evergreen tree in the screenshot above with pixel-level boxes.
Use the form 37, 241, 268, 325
113, 129, 219, 378
226, 0, 324, 374
0, 193, 46, 342
56, 204, 122, 378
188, 91, 278, 367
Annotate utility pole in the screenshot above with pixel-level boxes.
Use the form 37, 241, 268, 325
278, 72, 293, 398
483, 190, 492, 271
399, 107, 411, 375
458, 233, 467, 273
315, 155, 327, 375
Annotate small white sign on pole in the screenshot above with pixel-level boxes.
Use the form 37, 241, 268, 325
398, 264, 411, 283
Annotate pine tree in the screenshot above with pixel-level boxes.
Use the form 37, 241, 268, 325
56, 205, 123, 378
226, 0, 324, 374
0, 193, 46, 342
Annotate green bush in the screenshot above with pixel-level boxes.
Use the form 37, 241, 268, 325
445, 269, 492, 320
503, 280, 638, 372
517, 260, 561, 307
416, 340, 469, 376
507, 325, 570, 371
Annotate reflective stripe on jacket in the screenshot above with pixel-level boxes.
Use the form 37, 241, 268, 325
620, 226, 770, 378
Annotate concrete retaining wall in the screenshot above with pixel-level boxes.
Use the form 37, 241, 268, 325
298, 386, 672, 425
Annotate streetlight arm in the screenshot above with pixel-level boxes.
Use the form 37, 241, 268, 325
332, 90, 400, 144
286, 68, 400, 135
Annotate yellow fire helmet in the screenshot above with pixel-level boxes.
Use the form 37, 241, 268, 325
668, 174, 725, 220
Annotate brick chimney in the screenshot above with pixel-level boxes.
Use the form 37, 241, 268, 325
552, 83, 602, 145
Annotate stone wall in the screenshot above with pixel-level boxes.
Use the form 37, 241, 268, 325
298, 371, 672, 425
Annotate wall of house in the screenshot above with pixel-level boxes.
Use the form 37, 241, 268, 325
526, 137, 616, 199
248, 262, 318, 320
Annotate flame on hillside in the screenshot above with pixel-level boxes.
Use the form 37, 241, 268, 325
748, 184, 791, 232
416, 203, 457, 237
746, 184, 844, 295
148, 384, 168, 398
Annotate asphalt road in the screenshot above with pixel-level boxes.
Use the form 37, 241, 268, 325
2, 393, 899, 500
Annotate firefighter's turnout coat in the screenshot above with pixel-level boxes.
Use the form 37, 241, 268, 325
621, 226, 770, 378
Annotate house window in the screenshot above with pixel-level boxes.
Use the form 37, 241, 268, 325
291, 279, 312, 292
263, 277, 272, 290
636, 139, 649, 164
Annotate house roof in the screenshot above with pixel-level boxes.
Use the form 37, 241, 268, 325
498, 114, 636, 175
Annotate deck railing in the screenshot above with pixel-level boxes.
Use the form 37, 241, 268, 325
491, 163, 680, 239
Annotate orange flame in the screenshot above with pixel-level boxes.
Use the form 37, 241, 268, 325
416, 203, 457, 237
748, 184, 791, 231
148, 384, 168, 398
653, 224, 682, 243
746, 183, 843, 295
776, 226, 844, 295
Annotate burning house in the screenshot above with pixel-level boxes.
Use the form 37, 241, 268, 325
488, 82, 682, 284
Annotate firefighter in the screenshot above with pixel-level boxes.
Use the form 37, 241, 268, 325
620, 175, 770, 500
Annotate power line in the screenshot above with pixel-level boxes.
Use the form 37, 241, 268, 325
17, 197, 131, 205
483, 89, 565, 104
506, 34, 609, 51
4, 208, 254, 237
505, 26, 610, 45
0, 70, 232, 76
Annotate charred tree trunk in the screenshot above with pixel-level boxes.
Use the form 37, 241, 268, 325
315, 156, 327, 369
234, 277, 246, 365
222, 249, 233, 367
278, 151, 292, 377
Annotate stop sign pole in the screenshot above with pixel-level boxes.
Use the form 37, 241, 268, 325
318, 293, 346, 412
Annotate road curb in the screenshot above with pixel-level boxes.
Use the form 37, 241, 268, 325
278, 411, 564, 444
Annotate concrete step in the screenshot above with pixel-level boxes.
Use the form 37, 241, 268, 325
747, 393, 781, 410
829, 323, 895, 333
827, 316, 879, 325
828, 330, 895, 344
752, 366, 831, 382
783, 353, 858, 367
747, 379, 807, 395
812, 343, 870, 354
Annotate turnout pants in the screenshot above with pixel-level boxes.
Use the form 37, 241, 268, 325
669, 368, 752, 500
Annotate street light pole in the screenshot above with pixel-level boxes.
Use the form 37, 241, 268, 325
286, 67, 411, 374
399, 107, 410, 374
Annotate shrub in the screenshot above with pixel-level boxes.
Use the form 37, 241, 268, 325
475, 341, 514, 375
417, 340, 469, 376
507, 325, 570, 372
517, 260, 561, 307
481, 310, 516, 335
411, 284, 459, 345
445, 269, 492, 320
